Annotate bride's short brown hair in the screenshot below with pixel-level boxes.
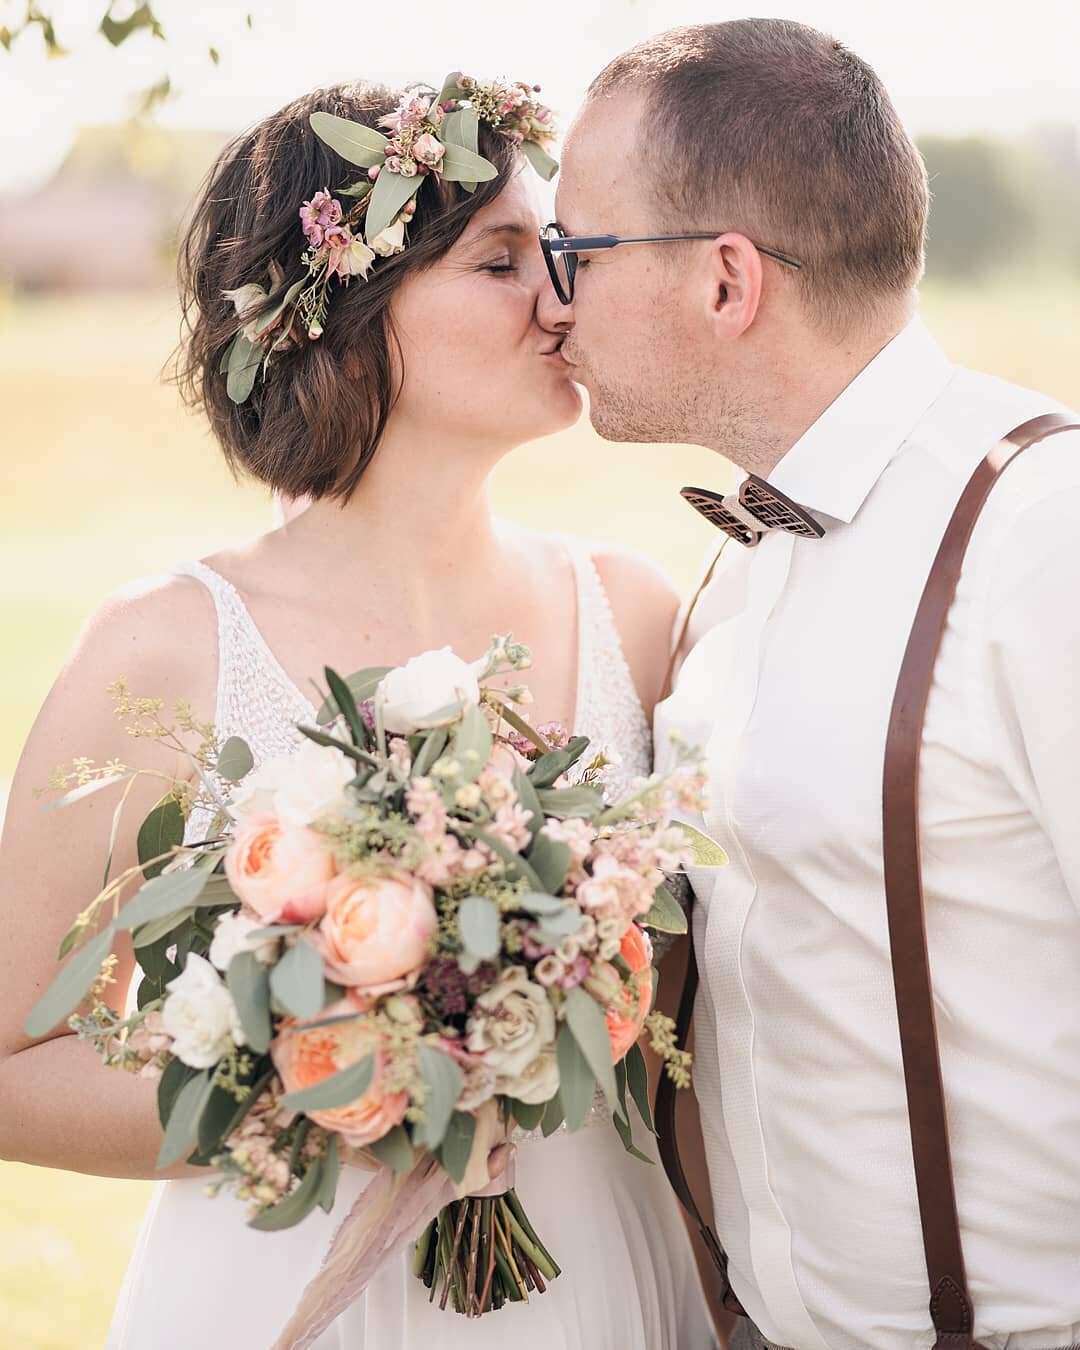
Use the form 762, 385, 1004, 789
589, 20, 929, 330
173, 80, 519, 501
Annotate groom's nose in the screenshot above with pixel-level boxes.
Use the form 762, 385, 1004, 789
536, 276, 574, 333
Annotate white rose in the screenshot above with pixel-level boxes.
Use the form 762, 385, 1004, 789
370, 218, 406, 257
377, 647, 482, 735
466, 966, 556, 1100
228, 740, 352, 827
208, 910, 278, 972
161, 953, 246, 1069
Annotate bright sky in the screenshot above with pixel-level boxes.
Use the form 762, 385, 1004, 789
1, 0, 1078, 193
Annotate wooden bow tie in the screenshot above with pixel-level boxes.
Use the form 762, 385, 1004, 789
681, 474, 826, 547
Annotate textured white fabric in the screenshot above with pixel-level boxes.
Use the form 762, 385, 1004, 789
656, 317, 1080, 1350
106, 538, 711, 1350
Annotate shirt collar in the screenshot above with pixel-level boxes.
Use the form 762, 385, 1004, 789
767, 315, 954, 526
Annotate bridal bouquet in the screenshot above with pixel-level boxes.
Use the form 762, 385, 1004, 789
28, 637, 724, 1345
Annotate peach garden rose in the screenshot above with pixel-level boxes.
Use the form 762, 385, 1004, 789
312, 870, 438, 996
224, 814, 336, 924
271, 998, 408, 1148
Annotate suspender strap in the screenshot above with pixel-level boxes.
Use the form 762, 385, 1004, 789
655, 935, 746, 1316
882, 412, 1079, 1349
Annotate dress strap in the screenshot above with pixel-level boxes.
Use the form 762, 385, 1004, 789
167, 561, 316, 741
562, 538, 648, 755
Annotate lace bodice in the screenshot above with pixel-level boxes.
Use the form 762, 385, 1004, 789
168, 541, 652, 1143
170, 540, 651, 804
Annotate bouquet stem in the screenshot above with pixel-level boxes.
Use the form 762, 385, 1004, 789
415, 1189, 559, 1316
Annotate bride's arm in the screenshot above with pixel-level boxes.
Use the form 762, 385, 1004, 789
0, 578, 216, 1179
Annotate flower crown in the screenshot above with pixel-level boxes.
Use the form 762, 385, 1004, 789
221, 72, 558, 405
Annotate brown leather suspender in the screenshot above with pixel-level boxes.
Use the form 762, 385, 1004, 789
657, 413, 1079, 1344
881, 412, 1078, 1347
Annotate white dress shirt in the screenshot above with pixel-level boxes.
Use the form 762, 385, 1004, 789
655, 316, 1080, 1350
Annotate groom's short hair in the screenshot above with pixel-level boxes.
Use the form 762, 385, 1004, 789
589, 19, 929, 328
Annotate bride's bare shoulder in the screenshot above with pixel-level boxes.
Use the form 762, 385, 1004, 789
62, 571, 219, 725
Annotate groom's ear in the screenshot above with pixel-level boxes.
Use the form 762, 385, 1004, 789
700, 233, 764, 340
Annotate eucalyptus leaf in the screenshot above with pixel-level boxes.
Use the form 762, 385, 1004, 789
529, 736, 591, 789
511, 768, 543, 838
280, 1053, 374, 1112
432, 70, 465, 108
369, 1124, 415, 1172
508, 1099, 545, 1131
540, 1091, 565, 1137
613, 1106, 654, 1164
415, 1041, 465, 1151
136, 795, 185, 881
438, 140, 498, 184
114, 866, 211, 934
270, 939, 325, 1019
216, 736, 254, 782
318, 1135, 340, 1213
535, 785, 604, 820
248, 1155, 325, 1231
157, 1055, 199, 1129
316, 666, 391, 725
324, 666, 368, 749
625, 1041, 657, 1136
536, 905, 584, 945
518, 891, 570, 916
132, 906, 197, 950
526, 832, 570, 893
309, 111, 390, 168
441, 108, 480, 191
457, 894, 500, 969
226, 332, 264, 404
453, 705, 492, 784
297, 723, 377, 766
640, 883, 688, 935
365, 169, 423, 244
25, 925, 115, 1037
436, 1110, 476, 1185
563, 986, 618, 1109
226, 951, 272, 1054
412, 726, 448, 779
40, 772, 132, 812
521, 138, 559, 182
678, 823, 730, 868
157, 1069, 214, 1169
556, 1023, 595, 1131
248, 923, 303, 941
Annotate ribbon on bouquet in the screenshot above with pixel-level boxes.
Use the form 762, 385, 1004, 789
271, 1100, 514, 1350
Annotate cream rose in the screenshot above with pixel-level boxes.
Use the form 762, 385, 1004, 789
376, 647, 482, 735
313, 871, 437, 995
228, 740, 352, 828
466, 966, 556, 1101
224, 815, 336, 924
208, 909, 279, 971
161, 953, 246, 1069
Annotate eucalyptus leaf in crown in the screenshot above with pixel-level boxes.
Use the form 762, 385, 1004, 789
220, 74, 560, 405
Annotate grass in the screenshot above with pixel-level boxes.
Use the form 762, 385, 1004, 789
1, 279, 1078, 1348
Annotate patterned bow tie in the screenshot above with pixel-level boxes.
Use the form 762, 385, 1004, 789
681, 474, 826, 548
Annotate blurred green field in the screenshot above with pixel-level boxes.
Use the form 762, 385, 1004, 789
1, 282, 1078, 1349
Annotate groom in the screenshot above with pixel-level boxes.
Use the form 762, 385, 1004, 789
538, 18, 1080, 1350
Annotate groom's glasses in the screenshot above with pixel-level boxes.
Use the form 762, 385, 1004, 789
539, 222, 803, 305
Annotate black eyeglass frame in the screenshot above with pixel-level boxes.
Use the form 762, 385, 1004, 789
539, 223, 803, 305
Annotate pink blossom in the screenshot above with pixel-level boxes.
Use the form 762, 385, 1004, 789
406, 777, 448, 839
576, 852, 655, 925
558, 955, 591, 991
488, 802, 534, 854
416, 831, 466, 887
300, 189, 342, 246
412, 133, 445, 169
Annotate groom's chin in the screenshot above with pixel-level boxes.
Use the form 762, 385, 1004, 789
585, 393, 662, 446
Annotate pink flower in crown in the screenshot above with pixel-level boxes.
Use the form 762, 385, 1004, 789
300, 189, 343, 247
412, 133, 445, 169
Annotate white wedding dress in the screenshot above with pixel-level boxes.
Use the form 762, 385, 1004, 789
106, 540, 712, 1350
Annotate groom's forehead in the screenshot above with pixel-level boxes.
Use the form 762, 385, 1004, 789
558, 91, 647, 226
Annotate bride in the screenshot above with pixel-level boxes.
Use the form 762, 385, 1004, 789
0, 75, 711, 1348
